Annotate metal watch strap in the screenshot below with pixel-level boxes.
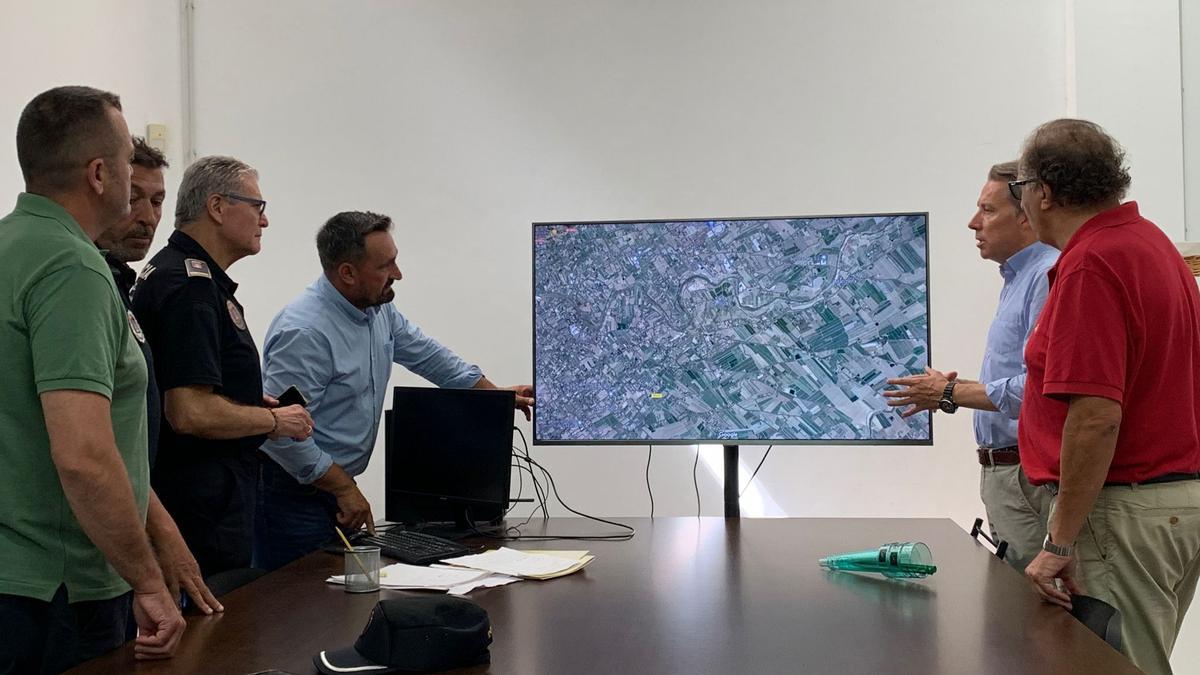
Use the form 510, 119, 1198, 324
1042, 533, 1073, 557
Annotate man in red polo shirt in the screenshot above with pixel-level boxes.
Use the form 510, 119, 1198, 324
1015, 118, 1200, 675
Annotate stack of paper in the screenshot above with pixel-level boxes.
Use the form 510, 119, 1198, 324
326, 562, 520, 595
444, 547, 593, 580
326, 548, 594, 594
438, 567, 522, 596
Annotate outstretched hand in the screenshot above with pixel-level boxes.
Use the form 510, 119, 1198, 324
883, 367, 957, 418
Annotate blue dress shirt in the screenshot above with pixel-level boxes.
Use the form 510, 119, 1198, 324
973, 242, 1058, 449
260, 276, 483, 483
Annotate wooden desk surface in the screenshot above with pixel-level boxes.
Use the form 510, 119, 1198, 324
69, 517, 1136, 674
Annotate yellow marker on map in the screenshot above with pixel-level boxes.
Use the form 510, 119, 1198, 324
650, 392, 665, 399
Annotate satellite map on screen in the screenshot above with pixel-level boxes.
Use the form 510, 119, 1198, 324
533, 214, 930, 443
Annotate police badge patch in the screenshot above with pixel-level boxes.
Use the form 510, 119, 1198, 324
185, 258, 212, 279
226, 300, 247, 330
127, 310, 146, 343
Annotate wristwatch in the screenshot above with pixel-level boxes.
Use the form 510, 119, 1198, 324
938, 381, 959, 414
1042, 533, 1074, 557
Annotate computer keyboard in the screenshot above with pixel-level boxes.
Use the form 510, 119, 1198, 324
353, 529, 470, 566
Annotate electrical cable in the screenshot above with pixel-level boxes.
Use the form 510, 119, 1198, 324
739, 445, 773, 498
692, 444, 701, 518
646, 444, 655, 519
480, 428, 635, 542
507, 451, 546, 519
509, 430, 564, 529
502, 454, 635, 541
505, 448, 525, 517
511, 428, 549, 521
511, 441, 549, 514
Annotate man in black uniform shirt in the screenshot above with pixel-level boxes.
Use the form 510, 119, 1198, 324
131, 155, 313, 576
97, 137, 166, 468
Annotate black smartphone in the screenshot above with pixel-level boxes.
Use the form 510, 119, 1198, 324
276, 384, 308, 408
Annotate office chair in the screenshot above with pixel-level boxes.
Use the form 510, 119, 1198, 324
969, 517, 1009, 561
1069, 594, 1123, 652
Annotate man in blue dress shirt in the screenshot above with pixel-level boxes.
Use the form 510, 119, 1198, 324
254, 210, 533, 569
884, 161, 1058, 570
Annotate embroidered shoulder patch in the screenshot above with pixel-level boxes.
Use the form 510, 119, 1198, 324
226, 300, 247, 330
185, 258, 212, 279
127, 310, 146, 344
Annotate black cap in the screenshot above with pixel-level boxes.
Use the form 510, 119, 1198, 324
314, 597, 492, 674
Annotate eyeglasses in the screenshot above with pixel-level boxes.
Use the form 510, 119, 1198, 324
1007, 179, 1038, 202
222, 192, 267, 216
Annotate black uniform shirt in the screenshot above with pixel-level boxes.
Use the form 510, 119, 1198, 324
104, 251, 161, 471
131, 230, 266, 466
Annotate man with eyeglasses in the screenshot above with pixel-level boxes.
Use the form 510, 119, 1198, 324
1016, 119, 1200, 675
883, 161, 1058, 572
131, 155, 314, 577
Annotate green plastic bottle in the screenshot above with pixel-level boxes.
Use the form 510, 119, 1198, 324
818, 541, 937, 578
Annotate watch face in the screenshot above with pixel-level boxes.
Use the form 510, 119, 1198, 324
939, 400, 956, 414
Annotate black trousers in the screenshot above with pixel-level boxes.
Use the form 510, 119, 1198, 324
154, 453, 259, 577
0, 585, 131, 674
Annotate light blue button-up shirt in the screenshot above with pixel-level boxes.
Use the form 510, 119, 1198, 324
260, 275, 482, 482
974, 242, 1058, 449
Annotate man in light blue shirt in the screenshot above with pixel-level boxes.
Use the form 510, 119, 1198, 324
885, 161, 1057, 571
254, 211, 533, 569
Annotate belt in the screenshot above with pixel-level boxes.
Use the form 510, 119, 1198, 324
977, 446, 1020, 467
1104, 472, 1200, 487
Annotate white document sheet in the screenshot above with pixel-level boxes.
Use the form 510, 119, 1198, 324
444, 547, 582, 578
327, 562, 492, 590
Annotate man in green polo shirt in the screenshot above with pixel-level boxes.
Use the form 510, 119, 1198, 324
0, 86, 185, 671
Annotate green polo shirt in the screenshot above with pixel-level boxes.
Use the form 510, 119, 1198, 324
0, 193, 149, 602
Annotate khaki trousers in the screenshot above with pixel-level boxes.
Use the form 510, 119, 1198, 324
980, 463, 1052, 572
1050, 480, 1200, 675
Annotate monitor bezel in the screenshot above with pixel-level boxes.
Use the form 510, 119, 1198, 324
386, 386, 516, 509
530, 211, 933, 446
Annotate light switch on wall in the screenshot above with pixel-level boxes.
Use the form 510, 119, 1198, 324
146, 123, 168, 152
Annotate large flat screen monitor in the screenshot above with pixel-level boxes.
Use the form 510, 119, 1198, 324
385, 386, 516, 528
532, 213, 931, 445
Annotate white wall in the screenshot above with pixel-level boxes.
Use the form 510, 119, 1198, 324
3, 1, 1196, 670
1073, 0, 1186, 239
188, 0, 1066, 525
0, 0, 186, 240
186, 3, 1195, 669
1184, 0, 1200, 239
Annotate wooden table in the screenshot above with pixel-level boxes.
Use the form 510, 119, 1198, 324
70, 518, 1136, 674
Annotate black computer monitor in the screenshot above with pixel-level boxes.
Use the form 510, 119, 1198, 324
532, 213, 932, 444
384, 386, 515, 533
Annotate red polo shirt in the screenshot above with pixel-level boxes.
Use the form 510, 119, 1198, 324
1020, 202, 1200, 484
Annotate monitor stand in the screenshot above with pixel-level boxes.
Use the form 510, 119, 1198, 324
724, 444, 740, 518
408, 505, 506, 541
